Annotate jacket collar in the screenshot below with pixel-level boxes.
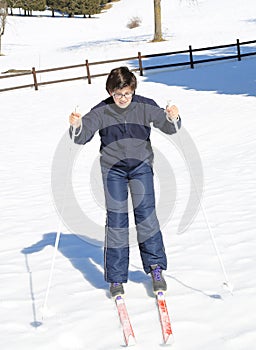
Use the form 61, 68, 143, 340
104, 96, 137, 117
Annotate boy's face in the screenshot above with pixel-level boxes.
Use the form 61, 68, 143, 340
110, 87, 134, 109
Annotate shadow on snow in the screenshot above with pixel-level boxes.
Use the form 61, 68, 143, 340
21, 232, 222, 327
132, 46, 256, 97
21, 232, 148, 293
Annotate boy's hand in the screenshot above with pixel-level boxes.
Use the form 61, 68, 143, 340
166, 104, 179, 121
69, 112, 82, 128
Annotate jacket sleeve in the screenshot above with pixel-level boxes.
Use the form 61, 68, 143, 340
69, 109, 102, 145
146, 102, 182, 134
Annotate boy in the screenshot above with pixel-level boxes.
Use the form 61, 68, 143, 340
69, 66, 181, 297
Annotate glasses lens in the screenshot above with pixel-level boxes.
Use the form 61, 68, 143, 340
113, 92, 133, 99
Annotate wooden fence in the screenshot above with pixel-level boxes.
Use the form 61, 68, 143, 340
0, 39, 255, 93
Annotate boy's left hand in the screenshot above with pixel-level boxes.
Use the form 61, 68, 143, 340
166, 104, 179, 121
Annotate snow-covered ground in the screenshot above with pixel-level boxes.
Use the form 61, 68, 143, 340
0, 0, 256, 349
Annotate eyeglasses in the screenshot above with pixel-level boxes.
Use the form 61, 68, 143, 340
112, 92, 133, 99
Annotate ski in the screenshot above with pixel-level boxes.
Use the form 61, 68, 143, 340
156, 291, 174, 345
113, 292, 172, 346
115, 295, 136, 346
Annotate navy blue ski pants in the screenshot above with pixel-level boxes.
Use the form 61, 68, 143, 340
101, 162, 167, 283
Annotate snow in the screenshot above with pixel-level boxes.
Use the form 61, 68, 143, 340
0, 0, 256, 349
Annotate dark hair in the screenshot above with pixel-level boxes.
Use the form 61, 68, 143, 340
106, 66, 137, 93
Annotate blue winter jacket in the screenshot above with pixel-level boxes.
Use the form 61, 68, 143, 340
71, 94, 181, 169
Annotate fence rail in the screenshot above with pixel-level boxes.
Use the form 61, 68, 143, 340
0, 39, 255, 93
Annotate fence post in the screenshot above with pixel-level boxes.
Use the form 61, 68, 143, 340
189, 45, 194, 69
85, 60, 91, 84
236, 39, 241, 61
32, 67, 38, 90
138, 52, 143, 76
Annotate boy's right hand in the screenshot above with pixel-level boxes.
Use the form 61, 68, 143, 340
69, 112, 82, 128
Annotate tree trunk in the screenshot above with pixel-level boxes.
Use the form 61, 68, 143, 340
0, 0, 7, 54
153, 0, 163, 42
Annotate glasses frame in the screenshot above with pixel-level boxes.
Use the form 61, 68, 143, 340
112, 92, 134, 99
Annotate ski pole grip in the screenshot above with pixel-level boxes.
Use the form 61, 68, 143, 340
166, 100, 179, 132
71, 105, 81, 142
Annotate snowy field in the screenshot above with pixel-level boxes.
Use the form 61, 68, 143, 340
0, 0, 256, 349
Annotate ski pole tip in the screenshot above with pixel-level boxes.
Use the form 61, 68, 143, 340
40, 305, 56, 320
223, 281, 234, 295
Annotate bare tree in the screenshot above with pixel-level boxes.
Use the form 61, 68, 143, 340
153, 0, 198, 42
0, 0, 7, 55
152, 0, 163, 42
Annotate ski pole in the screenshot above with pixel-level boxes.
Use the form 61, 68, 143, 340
41, 106, 81, 319
167, 100, 233, 295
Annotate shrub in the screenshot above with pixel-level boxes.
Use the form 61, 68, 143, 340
127, 16, 141, 29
